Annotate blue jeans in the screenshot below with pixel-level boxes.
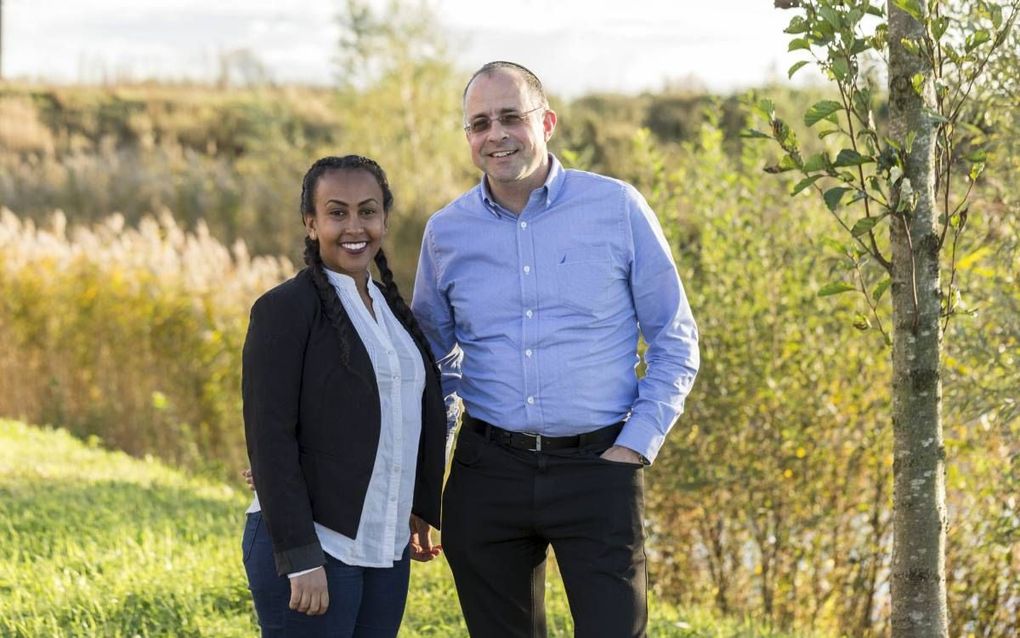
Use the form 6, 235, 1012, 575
242, 512, 410, 638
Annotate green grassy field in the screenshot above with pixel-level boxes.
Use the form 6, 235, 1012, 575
0, 419, 812, 637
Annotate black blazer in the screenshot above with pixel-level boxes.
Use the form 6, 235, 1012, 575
242, 268, 446, 576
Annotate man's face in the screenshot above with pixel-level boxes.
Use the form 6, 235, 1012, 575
463, 70, 555, 189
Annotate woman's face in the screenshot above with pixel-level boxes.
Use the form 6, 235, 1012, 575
305, 169, 388, 281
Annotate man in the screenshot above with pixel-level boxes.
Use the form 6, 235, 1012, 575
410, 61, 699, 637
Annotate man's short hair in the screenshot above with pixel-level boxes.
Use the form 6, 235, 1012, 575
463, 61, 548, 107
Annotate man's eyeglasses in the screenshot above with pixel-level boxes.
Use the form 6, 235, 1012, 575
464, 106, 545, 135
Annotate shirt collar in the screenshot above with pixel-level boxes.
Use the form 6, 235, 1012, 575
324, 267, 374, 299
478, 153, 565, 216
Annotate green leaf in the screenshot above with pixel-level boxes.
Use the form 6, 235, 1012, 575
848, 88, 873, 115
804, 100, 843, 127
831, 56, 851, 81
818, 128, 842, 140
740, 129, 771, 139
932, 16, 949, 40
892, 0, 923, 22
785, 16, 809, 34
911, 72, 926, 96
772, 119, 799, 151
852, 313, 872, 331
833, 149, 870, 167
905, 131, 917, 153
818, 281, 857, 297
847, 7, 866, 29
943, 42, 961, 65
969, 162, 986, 181
851, 215, 883, 237
789, 38, 811, 52
865, 3, 885, 18
965, 30, 991, 53
900, 37, 922, 56
788, 61, 810, 79
815, 21, 836, 43
818, 6, 842, 29
755, 99, 776, 121
764, 155, 800, 174
872, 277, 892, 301
791, 175, 823, 196
824, 187, 850, 211
779, 154, 800, 171
849, 38, 871, 55
803, 153, 829, 172
991, 5, 1003, 29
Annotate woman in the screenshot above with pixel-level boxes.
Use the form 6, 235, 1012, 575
241, 155, 446, 637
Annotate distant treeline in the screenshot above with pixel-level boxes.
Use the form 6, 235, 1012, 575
0, 80, 838, 287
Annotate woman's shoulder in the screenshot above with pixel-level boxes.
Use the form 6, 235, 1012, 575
251, 268, 318, 316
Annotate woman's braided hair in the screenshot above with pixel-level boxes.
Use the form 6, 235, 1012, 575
300, 155, 437, 373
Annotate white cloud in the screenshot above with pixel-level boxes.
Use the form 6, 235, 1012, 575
3, 0, 817, 92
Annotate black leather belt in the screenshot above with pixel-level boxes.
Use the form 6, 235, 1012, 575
463, 413, 623, 452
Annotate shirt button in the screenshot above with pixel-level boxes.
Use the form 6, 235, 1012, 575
523, 265, 531, 274
525, 310, 533, 318
525, 349, 533, 357
527, 396, 535, 405
520, 221, 528, 229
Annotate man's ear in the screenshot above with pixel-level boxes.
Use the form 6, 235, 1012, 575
542, 109, 558, 142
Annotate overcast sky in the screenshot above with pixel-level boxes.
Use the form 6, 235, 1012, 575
2, 0, 819, 97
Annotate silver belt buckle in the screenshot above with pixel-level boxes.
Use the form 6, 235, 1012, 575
523, 432, 542, 451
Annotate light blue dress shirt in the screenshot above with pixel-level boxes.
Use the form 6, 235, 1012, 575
411, 155, 699, 462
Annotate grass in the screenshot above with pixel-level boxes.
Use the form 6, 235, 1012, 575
0, 419, 813, 637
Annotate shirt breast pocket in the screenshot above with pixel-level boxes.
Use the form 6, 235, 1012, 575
555, 246, 613, 316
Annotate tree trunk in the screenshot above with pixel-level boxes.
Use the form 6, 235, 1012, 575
887, 2, 948, 637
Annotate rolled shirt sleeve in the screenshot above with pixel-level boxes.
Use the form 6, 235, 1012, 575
613, 185, 699, 463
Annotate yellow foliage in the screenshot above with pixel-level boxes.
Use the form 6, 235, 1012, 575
0, 209, 292, 472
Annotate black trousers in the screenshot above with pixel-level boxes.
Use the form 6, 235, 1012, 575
442, 425, 647, 638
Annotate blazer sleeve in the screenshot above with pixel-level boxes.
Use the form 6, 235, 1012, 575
242, 286, 324, 575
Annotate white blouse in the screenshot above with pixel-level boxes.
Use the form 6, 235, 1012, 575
248, 268, 425, 569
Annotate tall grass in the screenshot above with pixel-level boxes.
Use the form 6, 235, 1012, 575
0, 419, 817, 637
0, 209, 290, 473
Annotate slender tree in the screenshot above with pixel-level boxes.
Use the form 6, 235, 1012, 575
886, 3, 946, 635
756, 1, 1019, 636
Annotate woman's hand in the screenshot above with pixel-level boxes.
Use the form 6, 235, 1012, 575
289, 567, 329, 615
242, 468, 255, 491
409, 514, 441, 562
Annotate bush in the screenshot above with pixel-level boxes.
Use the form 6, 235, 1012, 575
0, 210, 290, 473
